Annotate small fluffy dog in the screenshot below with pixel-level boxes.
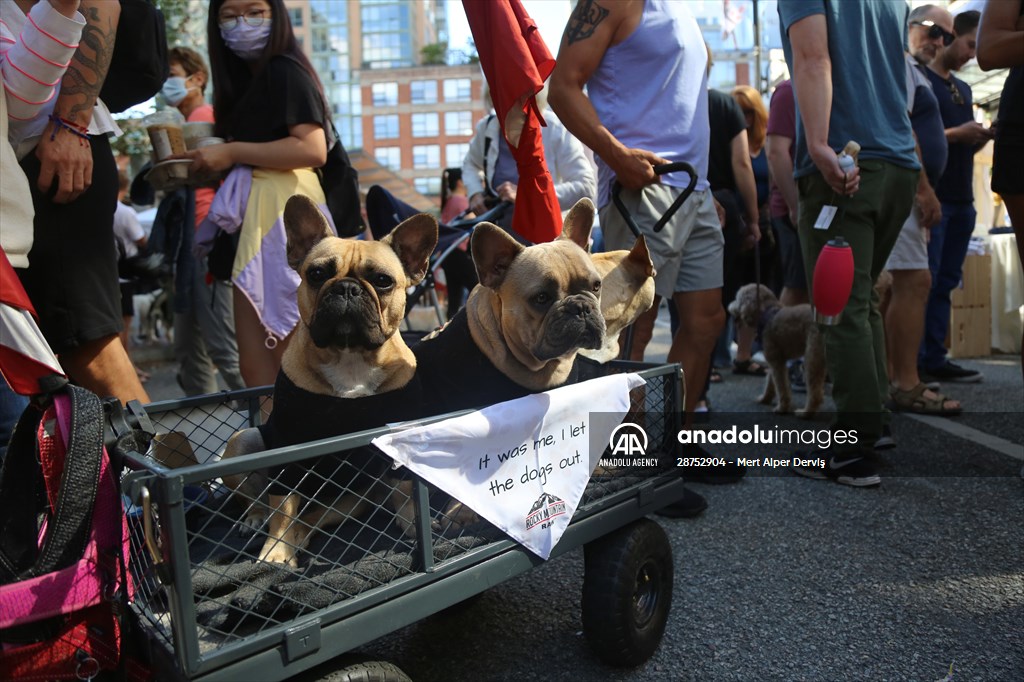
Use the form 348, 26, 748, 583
728, 284, 825, 417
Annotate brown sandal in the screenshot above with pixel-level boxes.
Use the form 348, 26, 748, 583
889, 383, 961, 416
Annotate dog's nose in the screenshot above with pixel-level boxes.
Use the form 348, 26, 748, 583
331, 279, 363, 300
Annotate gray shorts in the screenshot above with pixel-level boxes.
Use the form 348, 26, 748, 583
599, 185, 724, 298
884, 207, 929, 271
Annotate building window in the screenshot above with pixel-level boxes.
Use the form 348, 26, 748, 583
444, 111, 473, 136
288, 7, 303, 28
373, 114, 400, 139
375, 146, 401, 170
411, 112, 439, 138
445, 143, 469, 168
443, 78, 471, 102
371, 82, 398, 106
412, 144, 441, 170
415, 177, 442, 195
410, 80, 438, 105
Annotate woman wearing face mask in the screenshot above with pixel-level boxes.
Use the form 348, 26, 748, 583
157, 46, 246, 397
179, 0, 334, 390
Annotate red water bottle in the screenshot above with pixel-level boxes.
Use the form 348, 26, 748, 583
813, 236, 854, 325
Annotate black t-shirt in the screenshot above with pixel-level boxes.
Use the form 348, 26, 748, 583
707, 89, 748, 192
230, 55, 327, 143
925, 68, 973, 203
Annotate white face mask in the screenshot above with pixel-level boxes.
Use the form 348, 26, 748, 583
161, 76, 194, 106
220, 21, 273, 61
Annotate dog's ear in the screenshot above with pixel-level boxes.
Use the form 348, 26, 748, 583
472, 223, 525, 289
727, 298, 741, 317
383, 213, 438, 284
558, 198, 595, 251
284, 195, 333, 272
625, 235, 655, 278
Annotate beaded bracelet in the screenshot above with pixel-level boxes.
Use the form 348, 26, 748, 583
48, 112, 90, 146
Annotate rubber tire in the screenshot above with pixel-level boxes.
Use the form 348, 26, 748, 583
314, 659, 412, 682
581, 518, 673, 667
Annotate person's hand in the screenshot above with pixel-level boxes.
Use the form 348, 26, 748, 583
956, 120, 995, 146
35, 122, 92, 204
746, 217, 762, 242
469, 192, 489, 216
50, 0, 81, 17
495, 181, 517, 204
713, 197, 726, 228
611, 147, 668, 190
916, 184, 943, 229
172, 143, 236, 176
808, 142, 859, 197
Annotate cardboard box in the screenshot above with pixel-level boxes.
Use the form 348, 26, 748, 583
950, 253, 991, 309
948, 305, 992, 358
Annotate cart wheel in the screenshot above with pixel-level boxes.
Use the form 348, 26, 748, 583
314, 658, 411, 682
582, 518, 673, 667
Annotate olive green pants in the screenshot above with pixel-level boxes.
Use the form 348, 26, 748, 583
798, 160, 918, 451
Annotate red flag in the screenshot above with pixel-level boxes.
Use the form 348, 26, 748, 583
0, 249, 65, 395
463, 0, 562, 243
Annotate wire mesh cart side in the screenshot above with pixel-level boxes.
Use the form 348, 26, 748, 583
118, 361, 686, 681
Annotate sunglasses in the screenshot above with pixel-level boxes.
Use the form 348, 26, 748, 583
911, 20, 955, 47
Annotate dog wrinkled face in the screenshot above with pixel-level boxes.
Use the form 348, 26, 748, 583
283, 196, 437, 351
471, 198, 606, 366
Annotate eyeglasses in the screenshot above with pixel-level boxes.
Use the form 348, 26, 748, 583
911, 20, 955, 47
947, 79, 965, 105
219, 8, 270, 30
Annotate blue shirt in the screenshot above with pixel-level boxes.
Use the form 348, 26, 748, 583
925, 68, 974, 203
778, 0, 919, 178
908, 56, 948, 189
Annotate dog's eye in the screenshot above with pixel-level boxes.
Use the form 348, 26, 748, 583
372, 273, 395, 290
592, 281, 601, 293
306, 265, 330, 286
533, 292, 551, 306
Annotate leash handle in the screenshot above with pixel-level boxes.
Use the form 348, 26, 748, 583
612, 162, 699, 237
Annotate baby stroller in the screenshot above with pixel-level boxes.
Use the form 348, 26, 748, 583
365, 185, 509, 330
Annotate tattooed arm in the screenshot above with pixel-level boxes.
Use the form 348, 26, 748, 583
35, 0, 119, 204
548, 0, 665, 190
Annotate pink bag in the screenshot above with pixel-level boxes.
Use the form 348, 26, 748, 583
0, 386, 133, 680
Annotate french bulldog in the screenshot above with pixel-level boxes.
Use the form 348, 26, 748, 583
413, 197, 607, 409
222, 194, 438, 566
581, 236, 656, 363
411, 198, 608, 529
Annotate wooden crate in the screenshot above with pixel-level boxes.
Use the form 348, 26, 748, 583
948, 305, 992, 358
950, 253, 991, 308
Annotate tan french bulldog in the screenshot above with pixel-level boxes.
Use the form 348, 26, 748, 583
581, 236, 656, 363
416, 198, 608, 531
461, 197, 607, 390
222, 195, 437, 567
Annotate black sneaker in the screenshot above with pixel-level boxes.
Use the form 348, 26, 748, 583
874, 425, 896, 451
655, 486, 708, 518
788, 359, 806, 393
919, 361, 982, 384
792, 453, 881, 487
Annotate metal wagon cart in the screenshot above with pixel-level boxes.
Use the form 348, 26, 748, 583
115, 360, 688, 681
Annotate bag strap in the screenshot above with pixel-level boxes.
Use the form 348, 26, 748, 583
483, 114, 496, 197
0, 402, 46, 581
0, 386, 105, 583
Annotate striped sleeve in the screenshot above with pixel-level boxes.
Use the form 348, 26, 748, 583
1, 1, 84, 124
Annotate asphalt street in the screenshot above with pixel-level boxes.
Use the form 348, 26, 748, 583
137, 302, 1023, 682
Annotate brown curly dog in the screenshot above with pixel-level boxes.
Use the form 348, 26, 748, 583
728, 284, 826, 417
